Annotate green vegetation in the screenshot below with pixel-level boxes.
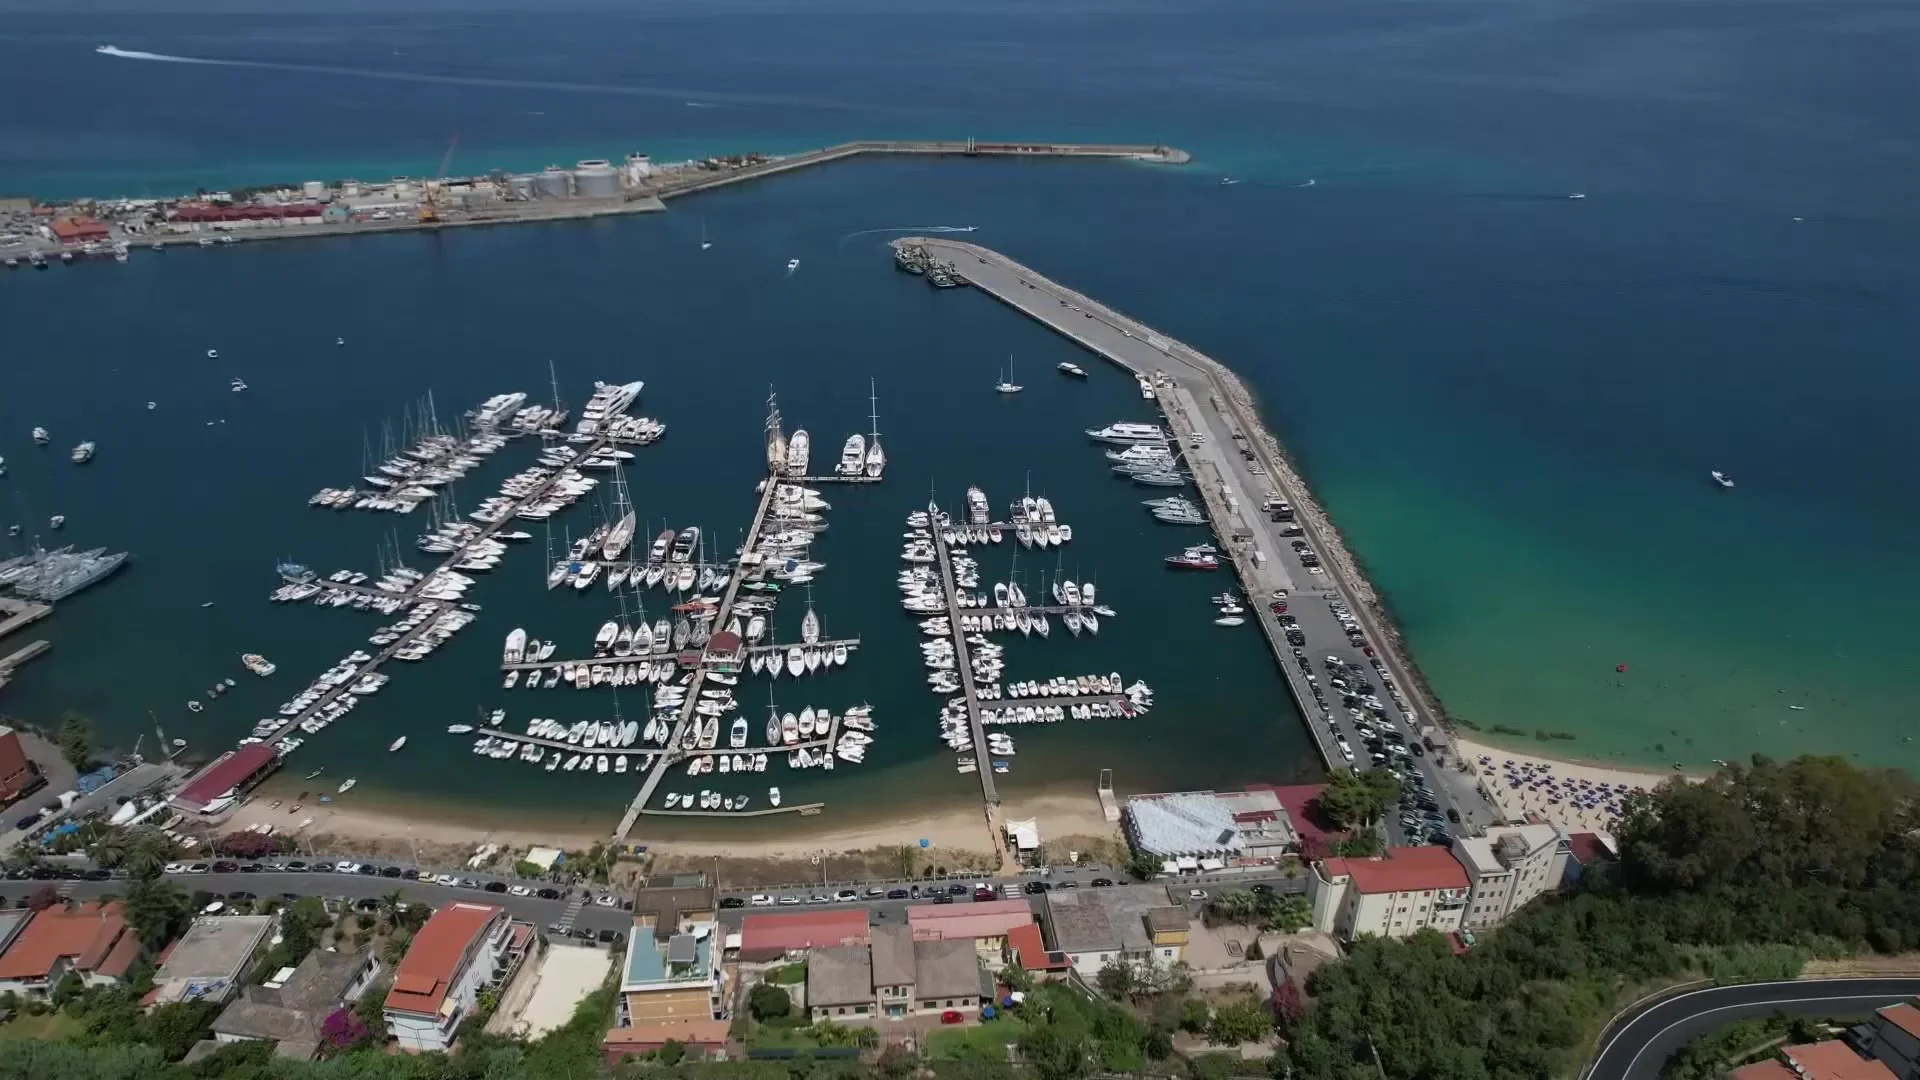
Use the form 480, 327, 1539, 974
1206, 889, 1313, 934
1665, 1013, 1835, 1080
57, 710, 95, 770
764, 962, 808, 985
746, 982, 792, 1022
1313, 769, 1400, 829
1273, 755, 1920, 1080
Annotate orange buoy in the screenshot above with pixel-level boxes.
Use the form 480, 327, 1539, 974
1616, 663, 1629, 673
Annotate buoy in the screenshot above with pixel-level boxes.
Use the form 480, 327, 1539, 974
206, 348, 218, 359
1615, 663, 1628, 673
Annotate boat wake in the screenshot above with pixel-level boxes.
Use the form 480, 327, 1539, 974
1295, 178, 1316, 187
838, 225, 978, 244
93, 44, 884, 112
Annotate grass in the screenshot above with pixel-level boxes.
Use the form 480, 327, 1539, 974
0, 1011, 80, 1042
766, 962, 808, 985
928, 1017, 1028, 1061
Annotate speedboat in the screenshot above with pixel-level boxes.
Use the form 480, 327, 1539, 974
1058, 362, 1087, 378
786, 257, 800, 272
1710, 470, 1735, 490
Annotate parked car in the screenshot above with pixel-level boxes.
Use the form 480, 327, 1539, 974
508, 885, 533, 897
719, 896, 746, 909
536, 888, 561, 900
483, 881, 508, 893
941, 1010, 964, 1024
887, 889, 910, 900
749, 894, 773, 907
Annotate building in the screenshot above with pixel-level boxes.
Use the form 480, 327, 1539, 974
805, 924, 989, 1023
0, 901, 140, 996
383, 902, 529, 1052
1308, 846, 1471, 941
603, 877, 728, 1062
170, 745, 280, 818
1560, 829, 1616, 888
1004, 818, 1042, 865
210, 948, 381, 1061
1862, 1000, 1920, 1080
47, 217, 109, 245
736, 908, 869, 963
1125, 788, 1299, 865
1730, 1041, 1899, 1080
0, 726, 41, 804
146, 915, 275, 1008
1040, 885, 1190, 980
907, 899, 1037, 968
1452, 824, 1567, 930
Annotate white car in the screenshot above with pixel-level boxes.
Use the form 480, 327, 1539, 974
164, 863, 187, 874
507, 885, 532, 897
334, 861, 359, 874
434, 873, 459, 886
592, 894, 617, 908
750, 894, 773, 907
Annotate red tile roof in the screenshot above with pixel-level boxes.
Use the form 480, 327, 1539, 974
0, 901, 134, 981
1005, 923, 1068, 971
172, 745, 278, 813
908, 899, 1033, 941
384, 903, 501, 1017
1565, 831, 1613, 865
1878, 1001, 1920, 1039
1782, 1041, 1898, 1080
1254, 784, 1338, 849
1321, 846, 1469, 894
1728, 1062, 1797, 1080
738, 909, 868, 960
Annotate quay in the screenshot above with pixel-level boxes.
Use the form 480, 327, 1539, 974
0, 597, 52, 644
929, 508, 998, 806
12, 139, 1187, 261
616, 472, 784, 842
898, 237, 1448, 782
498, 636, 860, 673
0, 638, 50, 694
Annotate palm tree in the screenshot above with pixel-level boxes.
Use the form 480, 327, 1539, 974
377, 889, 405, 931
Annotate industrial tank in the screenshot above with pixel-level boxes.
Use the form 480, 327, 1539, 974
573, 160, 620, 198
533, 167, 572, 199
506, 175, 536, 200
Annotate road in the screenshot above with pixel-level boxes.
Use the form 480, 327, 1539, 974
908, 239, 1494, 843
1586, 978, 1920, 1080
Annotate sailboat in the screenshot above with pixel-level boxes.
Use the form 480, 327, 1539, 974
801, 587, 821, 645
995, 355, 1023, 394
864, 380, 886, 478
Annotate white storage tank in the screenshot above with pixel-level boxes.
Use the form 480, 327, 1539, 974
624, 153, 652, 183
533, 166, 572, 199
573, 159, 620, 198
506, 174, 536, 200
301, 180, 325, 199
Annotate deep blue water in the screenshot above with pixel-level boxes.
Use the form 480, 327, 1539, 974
3, 0, 1920, 812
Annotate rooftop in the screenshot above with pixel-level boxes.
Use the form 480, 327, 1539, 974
1005, 923, 1069, 972
738, 909, 869, 959
1453, 824, 1561, 877
1252, 783, 1339, 850
806, 945, 873, 1009
150, 916, 274, 1006
1321, 846, 1470, 895
1781, 1040, 1899, 1080
1878, 1001, 1920, 1039
212, 949, 375, 1047
0, 901, 133, 982
912, 938, 984, 1001
384, 902, 500, 1018
1044, 884, 1179, 955
906, 899, 1034, 941
172, 745, 278, 814
630, 878, 716, 943
871, 924, 914, 988
1126, 789, 1298, 857
621, 923, 712, 988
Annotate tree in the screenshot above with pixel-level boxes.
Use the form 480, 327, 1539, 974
1331, 828, 1384, 858
748, 981, 792, 1021
1019, 1023, 1087, 1080
657, 1039, 687, 1066
376, 889, 405, 931
875, 1043, 917, 1078
1206, 998, 1273, 1046
56, 711, 94, 770
891, 845, 919, 878
1258, 895, 1313, 935
320, 1007, 373, 1054
1179, 997, 1212, 1033
1314, 770, 1400, 830
25, 885, 60, 912
1095, 959, 1136, 1000
354, 979, 390, 1036
1126, 853, 1163, 881
91, 827, 170, 881
123, 875, 188, 947
1208, 890, 1261, 926
1271, 981, 1304, 1032
144, 1001, 219, 1061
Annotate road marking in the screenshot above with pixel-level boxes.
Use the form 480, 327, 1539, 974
1599, 983, 1918, 1080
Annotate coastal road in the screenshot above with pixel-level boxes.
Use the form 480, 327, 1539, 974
910, 239, 1493, 840
1586, 978, 1920, 1080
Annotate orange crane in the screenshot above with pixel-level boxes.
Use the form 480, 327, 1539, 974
418, 134, 459, 223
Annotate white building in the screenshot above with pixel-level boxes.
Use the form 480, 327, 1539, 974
383, 902, 530, 1052
1309, 846, 1471, 941
1452, 825, 1568, 930
1041, 885, 1191, 980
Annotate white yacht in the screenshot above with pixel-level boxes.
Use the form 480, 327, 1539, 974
70, 441, 96, 464
786, 257, 800, 272
995, 355, 1022, 394
1058, 362, 1087, 378
838, 433, 866, 477
785, 429, 810, 476
1086, 422, 1167, 445
503, 627, 528, 664
31, 427, 49, 445
1711, 470, 1735, 490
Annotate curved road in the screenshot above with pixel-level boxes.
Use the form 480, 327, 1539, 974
1588, 978, 1920, 1080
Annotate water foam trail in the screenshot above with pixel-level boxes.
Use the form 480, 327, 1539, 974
94, 44, 887, 113
838, 225, 979, 240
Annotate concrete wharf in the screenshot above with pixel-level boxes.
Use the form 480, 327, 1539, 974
255, 437, 621, 752
789, 475, 883, 485
0, 598, 53, 644
617, 473, 783, 841
898, 238, 1449, 780
928, 508, 998, 806
642, 803, 825, 819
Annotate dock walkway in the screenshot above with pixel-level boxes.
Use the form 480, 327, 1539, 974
929, 510, 998, 805
901, 237, 1449, 781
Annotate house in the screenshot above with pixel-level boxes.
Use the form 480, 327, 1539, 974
47, 218, 109, 245
383, 902, 529, 1051
0, 901, 140, 996
1308, 846, 1471, 940
805, 925, 990, 1023
1730, 1041, 1899, 1080
1451, 824, 1567, 929
1001, 923, 1070, 979
1862, 1000, 1920, 1080
907, 899, 1037, 966
146, 915, 275, 1008
603, 877, 727, 1064
1040, 885, 1190, 980
210, 948, 381, 1061
1560, 829, 1616, 888
170, 745, 280, 818
736, 908, 869, 963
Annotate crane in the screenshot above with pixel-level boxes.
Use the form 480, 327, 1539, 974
418, 134, 459, 223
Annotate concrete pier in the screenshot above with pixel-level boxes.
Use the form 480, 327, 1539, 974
899, 237, 1447, 778
0, 598, 52, 644
928, 505, 998, 806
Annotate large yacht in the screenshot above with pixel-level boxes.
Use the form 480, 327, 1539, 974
1085, 422, 1166, 445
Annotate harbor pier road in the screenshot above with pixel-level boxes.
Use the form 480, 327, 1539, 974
903, 238, 1496, 836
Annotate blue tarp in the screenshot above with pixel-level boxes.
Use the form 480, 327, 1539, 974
75, 767, 117, 794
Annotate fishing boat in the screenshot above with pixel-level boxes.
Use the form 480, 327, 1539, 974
388, 737, 407, 752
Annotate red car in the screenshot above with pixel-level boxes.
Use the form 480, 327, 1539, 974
1270, 601, 1287, 614
941, 1010, 964, 1025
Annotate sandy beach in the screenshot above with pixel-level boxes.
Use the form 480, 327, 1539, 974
1454, 736, 1679, 833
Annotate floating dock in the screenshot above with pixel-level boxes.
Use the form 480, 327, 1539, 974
899, 237, 1440, 773
928, 511, 999, 805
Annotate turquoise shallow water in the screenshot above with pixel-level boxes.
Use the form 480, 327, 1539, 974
3, 0, 1920, 811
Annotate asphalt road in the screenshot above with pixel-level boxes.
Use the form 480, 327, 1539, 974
1586, 978, 1920, 1080
915, 239, 1491, 843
